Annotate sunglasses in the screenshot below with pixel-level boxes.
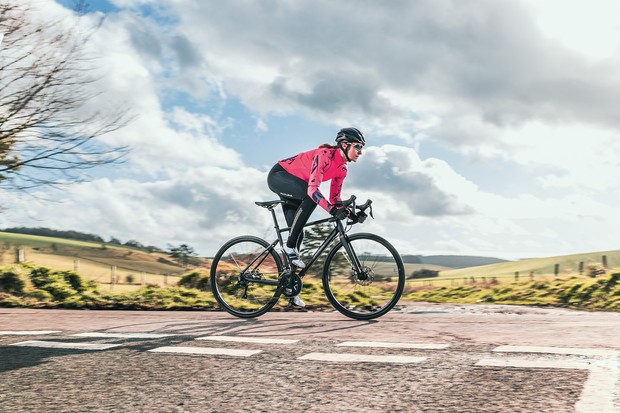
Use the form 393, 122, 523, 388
351, 143, 364, 152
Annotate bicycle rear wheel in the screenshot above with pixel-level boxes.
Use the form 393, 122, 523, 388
210, 236, 283, 318
322, 233, 405, 320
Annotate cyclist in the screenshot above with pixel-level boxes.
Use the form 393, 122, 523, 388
267, 127, 365, 306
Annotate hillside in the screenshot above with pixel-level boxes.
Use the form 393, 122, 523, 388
440, 249, 620, 279
0, 231, 205, 289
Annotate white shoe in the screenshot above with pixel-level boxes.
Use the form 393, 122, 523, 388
282, 245, 305, 268
291, 295, 305, 307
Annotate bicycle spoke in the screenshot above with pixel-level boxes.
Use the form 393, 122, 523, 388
210, 236, 283, 318
323, 233, 404, 320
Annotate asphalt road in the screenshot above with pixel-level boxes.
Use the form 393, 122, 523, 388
1, 303, 619, 412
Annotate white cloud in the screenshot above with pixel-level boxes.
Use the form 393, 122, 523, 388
4, 0, 620, 261
525, 0, 620, 61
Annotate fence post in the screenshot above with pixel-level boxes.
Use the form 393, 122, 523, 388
602, 255, 608, 269
554, 264, 559, 277
111, 266, 117, 290
515, 271, 519, 282
579, 262, 584, 275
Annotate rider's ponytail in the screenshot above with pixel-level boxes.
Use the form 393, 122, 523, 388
319, 143, 338, 149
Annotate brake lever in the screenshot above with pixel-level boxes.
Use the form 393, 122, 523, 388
362, 199, 374, 219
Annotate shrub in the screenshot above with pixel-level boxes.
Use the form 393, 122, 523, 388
57, 271, 85, 292
27, 267, 86, 300
43, 279, 76, 300
178, 271, 209, 290
29, 267, 52, 288
0, 293, 23, 307
195, 276, 209, 290
586, 263, 606, 277
24, 289, 53, 302
0, 270, 26, 295
411, 269, 439, 279
178, 272, 200, 288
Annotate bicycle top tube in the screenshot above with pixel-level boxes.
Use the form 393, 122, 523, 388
278, 216, 336, 234
255, 194, 363, 234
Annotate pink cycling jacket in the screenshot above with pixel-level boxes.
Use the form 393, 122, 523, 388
278, 147, 347, 212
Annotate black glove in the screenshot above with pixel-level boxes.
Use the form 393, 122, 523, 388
330, 206, 350, 220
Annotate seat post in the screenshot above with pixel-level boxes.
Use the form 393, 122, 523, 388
269, 206, 285, 247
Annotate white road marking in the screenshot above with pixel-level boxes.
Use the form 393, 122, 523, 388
196, 335, 299, 345
0, 331, 61, 335
298, 352, 426, 364
480, 345, 620, 413
73, 332, 175, 339
148, 346, 262, 357
9, 340, 121, 351
478, 357, 592, 370
493, 345, 619, 358
337, 341, 449, 350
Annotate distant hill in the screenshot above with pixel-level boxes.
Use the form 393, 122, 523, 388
3, 227, 105, 243
420, 255, 508, 269
2, 227, 163, 252
401, 254, 508, 269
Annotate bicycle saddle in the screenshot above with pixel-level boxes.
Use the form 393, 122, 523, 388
255, 200, 285, 209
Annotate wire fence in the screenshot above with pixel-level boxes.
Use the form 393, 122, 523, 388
407, 257, 613, 289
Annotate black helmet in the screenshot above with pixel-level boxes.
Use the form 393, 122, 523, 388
335, 127, 366, 145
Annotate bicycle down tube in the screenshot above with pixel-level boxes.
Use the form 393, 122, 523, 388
276, 217, 356, 278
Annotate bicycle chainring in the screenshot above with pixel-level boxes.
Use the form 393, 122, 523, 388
281, 273, 303, 297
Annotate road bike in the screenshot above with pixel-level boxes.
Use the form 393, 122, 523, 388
210, 196, 405, 320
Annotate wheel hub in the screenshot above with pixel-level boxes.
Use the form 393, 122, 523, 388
353, 266, 373, 286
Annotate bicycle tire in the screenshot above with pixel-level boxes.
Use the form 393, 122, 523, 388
322, 233, 405, 320
210, 236, 283, 318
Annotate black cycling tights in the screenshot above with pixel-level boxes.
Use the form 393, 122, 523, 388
267, 163, 317, 249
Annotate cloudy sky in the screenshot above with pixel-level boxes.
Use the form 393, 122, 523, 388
2, 0, 620, 260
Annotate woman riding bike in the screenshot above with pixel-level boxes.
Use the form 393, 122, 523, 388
267, 127, 366, 307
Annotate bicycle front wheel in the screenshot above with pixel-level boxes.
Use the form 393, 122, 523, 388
322, 233, 405, 320
210, 236, 283, 318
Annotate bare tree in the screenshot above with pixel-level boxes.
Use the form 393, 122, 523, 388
0, 2, 130, 191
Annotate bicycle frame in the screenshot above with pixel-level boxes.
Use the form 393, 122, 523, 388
211, 197, 404, 320
245, 204, 364, 287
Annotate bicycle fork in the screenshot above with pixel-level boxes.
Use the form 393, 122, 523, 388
334, 222, 367, 280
